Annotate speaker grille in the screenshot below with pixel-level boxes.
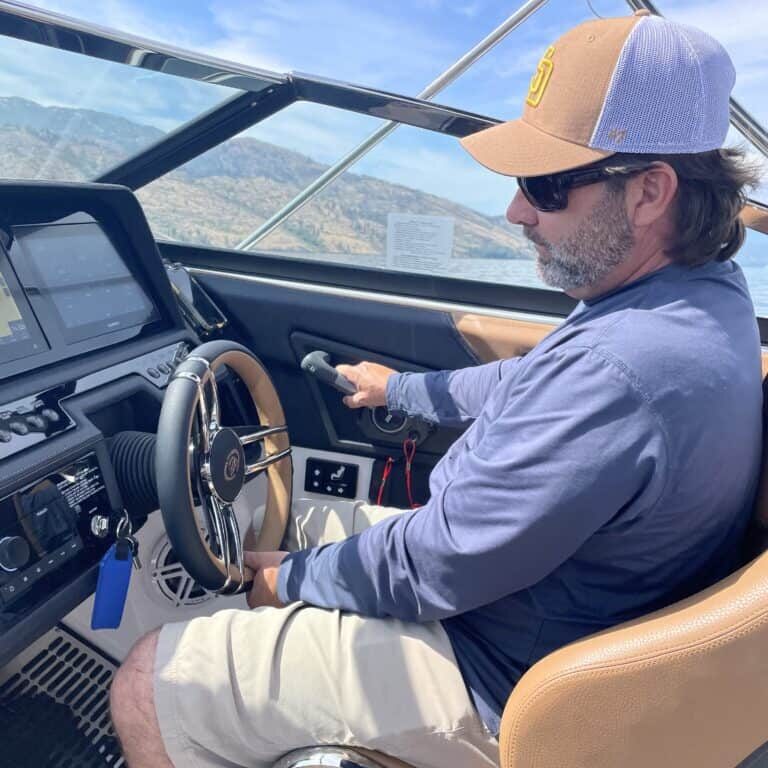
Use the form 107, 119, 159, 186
150, 536, 214, 608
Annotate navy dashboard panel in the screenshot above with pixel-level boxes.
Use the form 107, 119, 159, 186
185, 266, 479, 453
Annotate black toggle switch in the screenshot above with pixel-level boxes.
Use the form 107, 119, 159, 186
8, 420, 29, 435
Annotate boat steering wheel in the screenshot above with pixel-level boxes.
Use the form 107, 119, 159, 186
155, 340, 292, 594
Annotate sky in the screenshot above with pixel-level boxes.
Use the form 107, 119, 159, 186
0, 0, 766, 220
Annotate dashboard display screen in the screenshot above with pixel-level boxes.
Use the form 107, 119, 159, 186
13, 222, 159, 345
0, 251, 48, 364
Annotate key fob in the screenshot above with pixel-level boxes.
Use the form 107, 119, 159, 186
91, 539, 133, 630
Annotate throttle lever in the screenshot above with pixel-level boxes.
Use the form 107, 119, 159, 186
301, 350, 357, 395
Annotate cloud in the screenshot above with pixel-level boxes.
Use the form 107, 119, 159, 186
206, 0, 454, 91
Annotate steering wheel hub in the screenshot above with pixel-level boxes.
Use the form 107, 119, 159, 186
207, 427, 246, 502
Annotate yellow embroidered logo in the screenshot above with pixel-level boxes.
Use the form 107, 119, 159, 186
526, 46, 555, 108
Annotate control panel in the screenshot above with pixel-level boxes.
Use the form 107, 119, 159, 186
0, 389, 74, 456
304, 458, 359, 499
0, 453, 113, 609
0, 341, 191, 461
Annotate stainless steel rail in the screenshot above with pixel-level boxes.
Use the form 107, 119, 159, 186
0, 0, 285, 92
235, 0, 551, 251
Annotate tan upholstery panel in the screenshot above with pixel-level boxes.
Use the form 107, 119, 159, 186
499, 551, 768, 768
453, 312, 555, 363
742, 203, 768, 235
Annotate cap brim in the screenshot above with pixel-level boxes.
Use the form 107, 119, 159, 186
460, 118, 614, 177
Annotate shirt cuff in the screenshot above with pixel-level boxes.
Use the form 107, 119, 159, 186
386, 372, 405, 412
277, 552, 303, 604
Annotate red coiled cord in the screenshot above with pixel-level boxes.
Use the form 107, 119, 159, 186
376, 455, 395, 505
403, 437, 420, 509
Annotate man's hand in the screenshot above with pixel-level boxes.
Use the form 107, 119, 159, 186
244, 551, 288, 609
336, 361, 397, 409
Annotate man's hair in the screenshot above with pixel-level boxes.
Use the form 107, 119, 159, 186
603, 147, 762, 267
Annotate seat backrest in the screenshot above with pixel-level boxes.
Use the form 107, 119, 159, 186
500, 550, 768, 767
744, 376, 768, 559
500, 377, 768, 768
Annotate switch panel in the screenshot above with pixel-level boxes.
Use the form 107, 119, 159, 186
304, 459, 358, 499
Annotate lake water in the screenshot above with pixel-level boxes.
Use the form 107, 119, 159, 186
273, 249, 768, 318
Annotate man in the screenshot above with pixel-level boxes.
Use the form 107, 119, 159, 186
111, 10, 763, 768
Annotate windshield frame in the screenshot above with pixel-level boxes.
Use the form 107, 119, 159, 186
0, 0, 766, 240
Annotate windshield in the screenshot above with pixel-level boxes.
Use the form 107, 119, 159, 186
0, 35, 245, 182
2, 0, 767, 311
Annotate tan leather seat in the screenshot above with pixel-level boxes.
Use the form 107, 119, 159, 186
331, 382, 768, 768
496, 376, 768, 768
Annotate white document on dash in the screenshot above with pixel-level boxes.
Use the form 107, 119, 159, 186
386, 213, 454, 273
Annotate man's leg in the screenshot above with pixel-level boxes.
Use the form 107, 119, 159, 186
112, 603, 497, 768
283, 499, 404, 551
110, 629, 173, 768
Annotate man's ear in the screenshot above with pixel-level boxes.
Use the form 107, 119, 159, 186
625, 162, 678, 229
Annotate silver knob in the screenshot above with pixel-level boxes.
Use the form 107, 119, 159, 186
90, 515, 111, 539
0, 536, 30, 572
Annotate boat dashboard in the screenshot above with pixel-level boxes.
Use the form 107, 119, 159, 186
0, 181, 224, 665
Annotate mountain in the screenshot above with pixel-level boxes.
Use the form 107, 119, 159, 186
0, 97, 533, 261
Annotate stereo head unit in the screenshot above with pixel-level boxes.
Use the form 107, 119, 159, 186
0, 453, 112, 609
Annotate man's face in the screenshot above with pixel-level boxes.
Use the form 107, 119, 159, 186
507, 179, 635, 294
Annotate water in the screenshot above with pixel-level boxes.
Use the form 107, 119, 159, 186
268, 249, 768, 317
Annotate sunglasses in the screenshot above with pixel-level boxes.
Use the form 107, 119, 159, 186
517, 164, 652, 212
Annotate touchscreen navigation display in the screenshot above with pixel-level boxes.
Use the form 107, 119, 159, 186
13, 222, 159, 345
0, 252, 48, 364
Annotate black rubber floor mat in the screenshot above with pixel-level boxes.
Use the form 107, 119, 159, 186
0, 626, 124, 767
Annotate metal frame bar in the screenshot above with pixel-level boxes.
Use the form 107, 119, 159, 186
0, 0, 504, 192
95, 85, 296, 188
237, 0, 549, 250
291, 75, 498, 138
95, 74, 498, 189
0, 0, 284, 91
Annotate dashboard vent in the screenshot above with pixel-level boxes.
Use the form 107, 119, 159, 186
0, 625, 124, 767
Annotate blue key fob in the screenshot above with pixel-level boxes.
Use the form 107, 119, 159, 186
91, 540, 133, 630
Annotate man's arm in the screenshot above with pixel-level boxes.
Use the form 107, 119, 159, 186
339, 358, 520, 427
277, 348, 669, 621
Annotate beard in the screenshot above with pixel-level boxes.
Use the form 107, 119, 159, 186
524, 186, 634, 292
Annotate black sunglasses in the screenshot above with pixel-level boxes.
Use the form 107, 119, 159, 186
517, 164, 652, 212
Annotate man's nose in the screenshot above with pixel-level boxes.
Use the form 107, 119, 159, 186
506, 188, 538, 227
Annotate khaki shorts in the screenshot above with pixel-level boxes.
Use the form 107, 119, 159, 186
154, 502, 498, 768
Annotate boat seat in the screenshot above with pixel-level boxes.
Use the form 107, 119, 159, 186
278, 378, 768, 768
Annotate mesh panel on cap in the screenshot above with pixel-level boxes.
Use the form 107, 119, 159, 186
590, 16, 735, 153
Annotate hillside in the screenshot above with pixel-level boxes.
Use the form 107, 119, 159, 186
0, 97, 533, 261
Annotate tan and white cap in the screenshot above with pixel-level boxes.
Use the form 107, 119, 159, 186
461, 10, 736, 177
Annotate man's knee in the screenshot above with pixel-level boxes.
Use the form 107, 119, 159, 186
110, 628, 161, 729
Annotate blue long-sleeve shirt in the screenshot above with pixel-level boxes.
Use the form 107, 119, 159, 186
278, 260, 763, 735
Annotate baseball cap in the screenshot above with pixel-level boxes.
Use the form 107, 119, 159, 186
460, 9, 736, 177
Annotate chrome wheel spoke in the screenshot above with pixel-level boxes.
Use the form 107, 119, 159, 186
245, 446, 292, 477
236, 424, 288, 447
220, 498, 245, 592
195, 373, 221, 453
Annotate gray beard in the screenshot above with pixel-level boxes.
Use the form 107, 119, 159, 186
525, 187, 634, 292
